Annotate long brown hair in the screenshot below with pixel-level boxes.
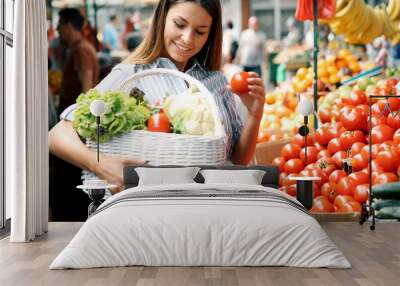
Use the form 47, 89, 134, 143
124, 0, 222, 71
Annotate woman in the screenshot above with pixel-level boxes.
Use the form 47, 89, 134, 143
49, 0, 266, 193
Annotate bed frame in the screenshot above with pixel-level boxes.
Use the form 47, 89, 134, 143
86, 165, 280, 216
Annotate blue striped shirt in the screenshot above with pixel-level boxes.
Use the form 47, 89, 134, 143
61, 57, 243, 160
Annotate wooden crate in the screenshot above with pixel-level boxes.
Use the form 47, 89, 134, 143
251, 138, 293, 165
312, 212, 361, 222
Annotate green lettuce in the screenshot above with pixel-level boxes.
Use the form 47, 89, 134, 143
72, 89, 151, 142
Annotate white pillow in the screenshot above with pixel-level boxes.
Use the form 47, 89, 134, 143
200, 169, 266, 185
135, 167, 201, 186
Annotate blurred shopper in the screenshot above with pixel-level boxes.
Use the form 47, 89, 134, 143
121, 17, 143, 52
49, 0, 266, 196
283, 17, 300, 48
48, 59, 59, 131
121, 17, 135, 48
222, 20, 238, 64
103, 15, 120, 52
372, 36, 390, 68
82, 20, 98, 50
126, 31, 143, 52
237, 16, 266, 77
57, 8, 99, 113
50, 8, 98, 221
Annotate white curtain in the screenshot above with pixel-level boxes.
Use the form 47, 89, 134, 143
7, 0, 48, 242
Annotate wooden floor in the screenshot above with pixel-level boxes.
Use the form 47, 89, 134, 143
0, 222, 399, 286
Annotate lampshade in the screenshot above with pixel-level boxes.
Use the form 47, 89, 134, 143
90, 100, 107, 117
298, 99, 314, 117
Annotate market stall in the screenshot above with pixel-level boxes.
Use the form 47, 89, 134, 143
253, 0, 400, 222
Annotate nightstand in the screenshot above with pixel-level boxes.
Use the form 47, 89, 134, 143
77, 185, 115, 216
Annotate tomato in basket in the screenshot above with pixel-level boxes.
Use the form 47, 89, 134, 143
230, 72, 250, 94
147, 109, 171, 133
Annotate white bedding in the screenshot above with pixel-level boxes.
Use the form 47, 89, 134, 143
50, 183, 351, 269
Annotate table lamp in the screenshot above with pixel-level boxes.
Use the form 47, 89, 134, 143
292, 98, 319, 210
84, 99, 107, 216
298, 98, 313, 163
90, 99, 107, 162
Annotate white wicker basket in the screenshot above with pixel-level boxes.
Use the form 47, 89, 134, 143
83, 68, 227, 181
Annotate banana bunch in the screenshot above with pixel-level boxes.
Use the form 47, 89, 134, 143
387, 0, 400, 21
325, 0, 400, 45
386, 0, 400, 44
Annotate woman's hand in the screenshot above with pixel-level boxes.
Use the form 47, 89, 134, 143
229, 72, 265, 120
92, 154, 146, 195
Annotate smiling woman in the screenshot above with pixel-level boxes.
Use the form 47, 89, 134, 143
126, 0, 222, 71
162, 3, 212, 71
49, 0, 266, 196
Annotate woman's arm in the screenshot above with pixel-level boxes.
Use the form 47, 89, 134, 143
49, 120, 145, 192
49, 120, 97, 172
231, 114, 262, 165
230, 72, 265, 165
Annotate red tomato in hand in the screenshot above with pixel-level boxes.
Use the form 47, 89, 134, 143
147, 110, 171, 133
230, 72, 250, 94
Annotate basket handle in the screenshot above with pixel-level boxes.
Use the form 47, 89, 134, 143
117, 68, 211, 98
116, 68, 226, 138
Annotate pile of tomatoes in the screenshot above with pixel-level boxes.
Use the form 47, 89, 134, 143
273, 78, 400, 213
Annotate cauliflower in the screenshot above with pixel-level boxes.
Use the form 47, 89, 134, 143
163, 86, 215, 136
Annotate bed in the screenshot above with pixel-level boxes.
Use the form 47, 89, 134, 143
50, 165, 351, 269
